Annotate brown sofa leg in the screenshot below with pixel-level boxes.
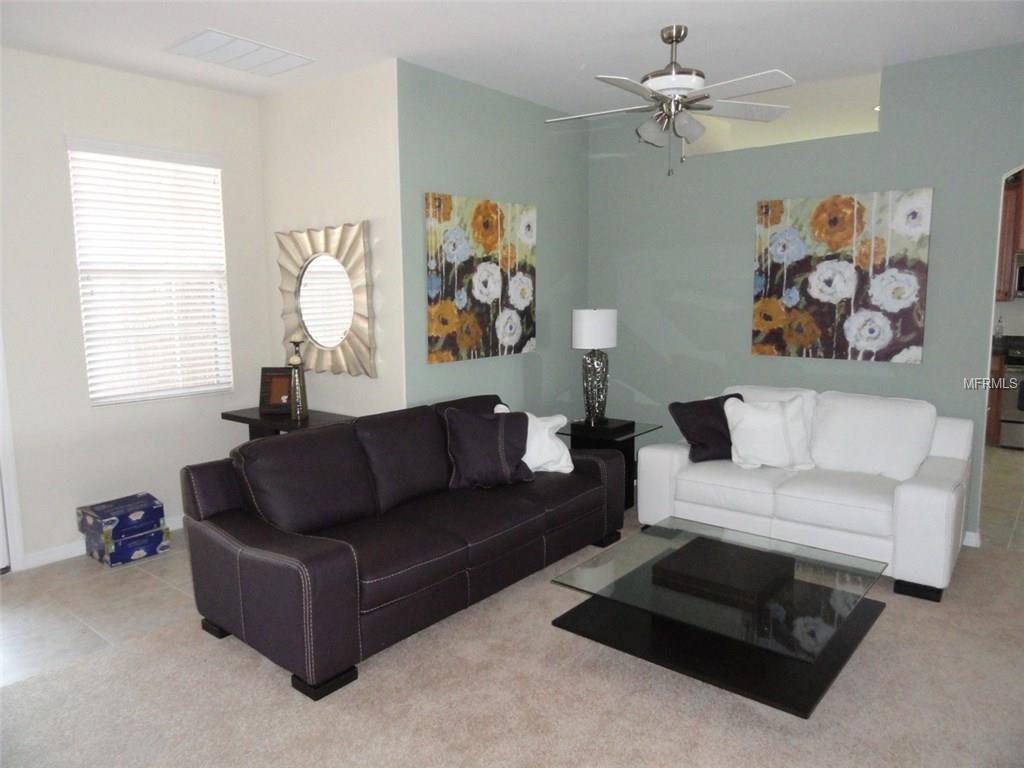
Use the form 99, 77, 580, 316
893, 580, 943, 602
201, 618, 230, 638
593, 530, 621, 547
291, 667, 358, 701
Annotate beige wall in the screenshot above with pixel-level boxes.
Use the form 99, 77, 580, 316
1, 49, 270, 564
260, 60, 406, 415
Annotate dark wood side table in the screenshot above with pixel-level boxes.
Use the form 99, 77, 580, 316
221, 408, 354, 440
558, 419, 662, 509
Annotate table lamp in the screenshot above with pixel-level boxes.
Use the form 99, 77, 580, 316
572, 309, 617, 426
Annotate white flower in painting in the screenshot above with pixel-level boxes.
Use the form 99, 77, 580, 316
508, 272, 534, 311
517, 208, 537, 248
792, 616, 835, 655
806, 259, 857, 304
869, 268, 920, 313
471, 262, 502, 304
891, 189, 931, 239
843, 309, 894, 353
890, 345, 923, 365
495, 308, 523, 349
522, 338, 537, 354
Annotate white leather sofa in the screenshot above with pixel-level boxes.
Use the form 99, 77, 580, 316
638, 386, 974, 601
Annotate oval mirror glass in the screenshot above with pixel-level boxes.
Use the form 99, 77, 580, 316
297, 253, 354, 349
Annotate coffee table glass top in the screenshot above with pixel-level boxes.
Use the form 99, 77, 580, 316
556, 421, 662, 442
553, 518, 887, 662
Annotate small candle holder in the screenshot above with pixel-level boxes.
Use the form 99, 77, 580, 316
288, 337, 308, 423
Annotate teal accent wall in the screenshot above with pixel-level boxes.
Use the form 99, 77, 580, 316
397, 61, 589, 412
585, 44, 1024, 534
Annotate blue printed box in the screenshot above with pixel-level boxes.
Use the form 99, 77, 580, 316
85, 525, 170, 567
77, 493, 164, 540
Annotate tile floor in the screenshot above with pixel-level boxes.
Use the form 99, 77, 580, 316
979, 446, 1024, 550
2, 450, 1022, 689
0, 529, 194, 686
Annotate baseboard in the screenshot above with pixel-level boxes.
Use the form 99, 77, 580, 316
963, 531, 981, 548
16, 514, 184, 571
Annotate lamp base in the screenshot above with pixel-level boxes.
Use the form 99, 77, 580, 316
582, 349, 609, 427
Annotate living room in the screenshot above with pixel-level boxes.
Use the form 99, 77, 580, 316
1, 2, 1022, 766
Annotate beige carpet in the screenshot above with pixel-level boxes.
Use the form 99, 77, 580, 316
3, 535, 1023, 767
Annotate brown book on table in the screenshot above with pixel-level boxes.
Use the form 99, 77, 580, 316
651, 537, 794, 611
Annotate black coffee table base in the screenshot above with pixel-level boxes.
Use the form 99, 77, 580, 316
552, 594, 884, 718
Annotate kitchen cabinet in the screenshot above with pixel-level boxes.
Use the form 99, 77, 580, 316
996, 174, 1021, 302
987, 352, 1006, 445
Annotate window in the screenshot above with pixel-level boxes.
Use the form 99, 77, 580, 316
67, 143, 233, 404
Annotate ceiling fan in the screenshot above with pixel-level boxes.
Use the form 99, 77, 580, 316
547, 24, 795, 167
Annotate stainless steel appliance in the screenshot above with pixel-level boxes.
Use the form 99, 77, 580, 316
1000, 337, 1024, 449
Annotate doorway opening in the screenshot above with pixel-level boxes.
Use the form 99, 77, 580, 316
981, 163, 1024, 550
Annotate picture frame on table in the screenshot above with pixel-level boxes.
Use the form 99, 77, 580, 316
259, 367, 293, 415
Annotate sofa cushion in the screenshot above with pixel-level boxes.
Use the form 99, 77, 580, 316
775, 468, 898, 537
231, 423, 377, 534
722, 385, 817, 445
811, 391, 937, 481
668, 394, 743, 462
317, 516, 468, 612
496, 470, 605, 530
389, 488, 546, 566
442, 408, 532, 488
432, 394, 503, 416
355, 405, 450, 512
674, 460, 795, 518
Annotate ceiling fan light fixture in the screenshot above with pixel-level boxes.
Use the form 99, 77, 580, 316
641, 68, 705, 97
636, 115, 669, 147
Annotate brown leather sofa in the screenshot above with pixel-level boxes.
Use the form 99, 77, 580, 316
180, 395, 625, 700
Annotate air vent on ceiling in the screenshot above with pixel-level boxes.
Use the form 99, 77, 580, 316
168, 29, 312, 77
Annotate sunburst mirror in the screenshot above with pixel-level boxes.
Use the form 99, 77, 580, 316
276, 222, 377, 376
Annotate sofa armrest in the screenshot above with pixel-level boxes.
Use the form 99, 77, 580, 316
928, 416, 974, 461
180, 460, 246, 521
185, 509, 361, 685
570, 449, 625, 533
637, 442, 691, 525
892, 456, 969, 590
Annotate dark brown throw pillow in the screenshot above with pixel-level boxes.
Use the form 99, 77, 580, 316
442, 408, 533, 489
668, 394, 745, 462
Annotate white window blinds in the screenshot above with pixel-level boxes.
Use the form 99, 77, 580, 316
68, 146, 234, 405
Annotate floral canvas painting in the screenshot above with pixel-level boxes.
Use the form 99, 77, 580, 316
752, 188, 932, 364
425, 193, 537, 364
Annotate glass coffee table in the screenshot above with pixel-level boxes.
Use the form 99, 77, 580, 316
552, 517, 887, 718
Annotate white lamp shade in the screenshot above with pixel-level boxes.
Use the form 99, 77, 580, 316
572, 309, 617, 350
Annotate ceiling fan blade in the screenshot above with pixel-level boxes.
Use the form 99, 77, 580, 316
705, 100, 789, 122
673, 112, 706, 144
545, 104, 657, 124
595, 75, 668, 103
635, 116, 669, 148
686, 69, 795, 102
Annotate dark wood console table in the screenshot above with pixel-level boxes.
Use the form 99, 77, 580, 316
221, 408, 354, 440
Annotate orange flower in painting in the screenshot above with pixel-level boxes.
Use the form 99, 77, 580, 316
855, 237, 887, 272
757, 199, 784, 228
427, 300, 459, 339
752, 298, 787, 332
783, 310, 821, 349
471, 200, 504, 253
752, 343, 780, 356
428, 349, 455, 365
425, 193, 452, 222
455, 311, 483, 351
499, 243, 518, 272
810, 196, 865, 252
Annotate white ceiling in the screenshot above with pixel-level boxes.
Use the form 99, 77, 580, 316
2, 2, 1022, 115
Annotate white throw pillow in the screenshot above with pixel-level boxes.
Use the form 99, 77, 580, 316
723, 397, 814, 471
494, 405, 574, 473
722, 385, 818, 446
